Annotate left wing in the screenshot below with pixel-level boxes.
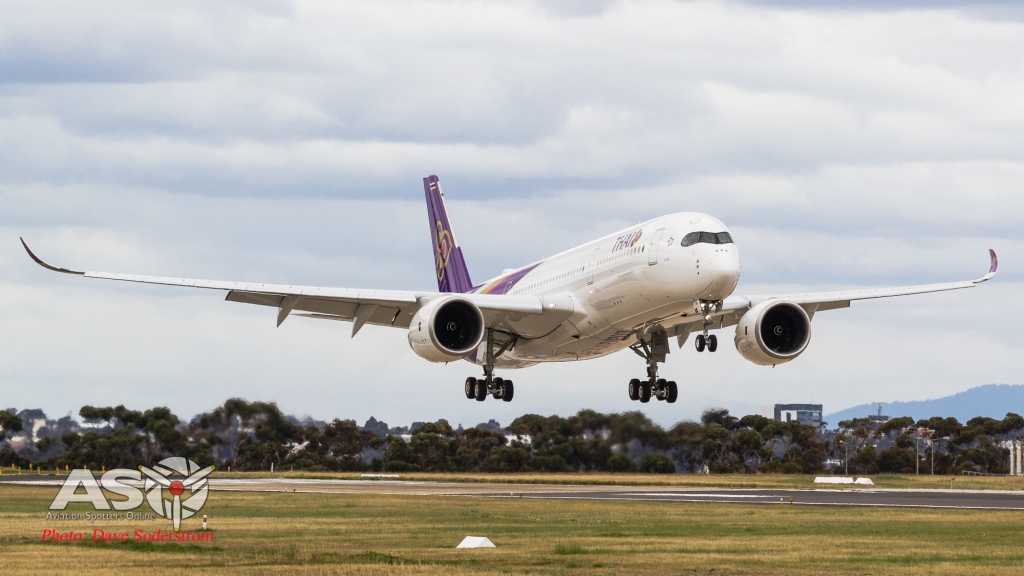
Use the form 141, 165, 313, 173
668, 249, 998, 339
20, 239, 573, 338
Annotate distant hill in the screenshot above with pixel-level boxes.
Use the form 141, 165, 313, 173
825, 384, 1024, 425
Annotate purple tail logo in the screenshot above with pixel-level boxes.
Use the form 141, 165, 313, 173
424, 176, 474, 293
435, 221, 453, 282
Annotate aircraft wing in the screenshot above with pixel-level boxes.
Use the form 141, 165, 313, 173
668, 249, 998, 340
20, 239, 573, 338
723, 249, 996, 320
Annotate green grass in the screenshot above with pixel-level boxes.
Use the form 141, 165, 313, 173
3, 483, 1024, 574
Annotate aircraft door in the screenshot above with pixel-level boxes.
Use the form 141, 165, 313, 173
648, 228, 666, 265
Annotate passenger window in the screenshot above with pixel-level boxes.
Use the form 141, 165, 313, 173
716, 232, 733, 244
681, 232, 700, 247
699, 232, 717, 244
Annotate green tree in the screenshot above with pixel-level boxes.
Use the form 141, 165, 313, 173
606, 453, 636, 472
0, 410, 23, 438
638, 452, 675, 474
453, 428, 506, 471
409, 432, 453, 472
481, 446, 531, 472
877, 447, 915, 473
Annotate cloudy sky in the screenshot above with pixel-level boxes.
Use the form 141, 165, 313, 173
1, 0, 1021, 428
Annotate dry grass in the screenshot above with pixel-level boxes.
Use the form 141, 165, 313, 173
4, 483, 1024, 575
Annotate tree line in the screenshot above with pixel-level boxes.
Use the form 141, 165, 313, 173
1, 400, 1021, 474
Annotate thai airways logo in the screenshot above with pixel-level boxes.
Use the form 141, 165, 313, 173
49, 457, 214, 533
435, 220, 453, 281
612, 230, 643, 252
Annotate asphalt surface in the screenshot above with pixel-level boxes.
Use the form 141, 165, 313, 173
477, 488, 1024, 510
3, 476, 1023, 510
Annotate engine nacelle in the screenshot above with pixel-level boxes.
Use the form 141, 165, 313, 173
407, 296, 485, 363
734, 300, 812, 366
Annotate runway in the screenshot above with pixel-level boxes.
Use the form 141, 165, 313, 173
4, 475, 1024, 510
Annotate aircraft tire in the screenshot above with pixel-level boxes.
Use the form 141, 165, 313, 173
491, 378, 504, 399
465, 377, 477, 399
707, 334, 718, 353
666, 381, 678, 403
502, 380, 514, 402
475, 379, 487, 402
628, 379, 641, 401
639, 381, 652, 403
695, 335, 706, 352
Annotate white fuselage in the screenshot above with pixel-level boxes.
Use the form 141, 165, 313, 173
470, 212, 741, 367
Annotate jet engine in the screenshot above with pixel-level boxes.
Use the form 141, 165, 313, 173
734, 300, 811, 366
407, 296, 485, 362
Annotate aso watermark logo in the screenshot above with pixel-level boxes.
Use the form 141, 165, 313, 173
49, 457, 214, 532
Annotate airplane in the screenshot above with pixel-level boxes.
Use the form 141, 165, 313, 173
22, 175, 998, 405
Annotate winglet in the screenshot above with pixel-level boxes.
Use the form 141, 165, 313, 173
20, 238, 85, 275
976, 249, 998, 283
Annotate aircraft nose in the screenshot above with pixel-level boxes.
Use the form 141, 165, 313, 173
702, 248, 740, 300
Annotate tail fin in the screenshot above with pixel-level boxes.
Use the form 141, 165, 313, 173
424, 175, 474, 293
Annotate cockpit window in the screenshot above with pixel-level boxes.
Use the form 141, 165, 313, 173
698, 232, 718, 244
682, 231, 734, 246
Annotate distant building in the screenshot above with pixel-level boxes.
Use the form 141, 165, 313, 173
774, 404, 823, 426
866, 402, 890, 423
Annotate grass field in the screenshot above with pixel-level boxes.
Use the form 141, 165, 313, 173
3, 483, 1024, 575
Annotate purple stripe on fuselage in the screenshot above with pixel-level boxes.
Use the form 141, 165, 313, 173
475, 262, 544, 295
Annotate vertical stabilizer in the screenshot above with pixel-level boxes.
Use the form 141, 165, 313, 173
424, 175, 474, 293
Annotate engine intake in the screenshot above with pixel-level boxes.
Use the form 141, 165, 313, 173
408, 296, 485, 362
734, 300, 811, 366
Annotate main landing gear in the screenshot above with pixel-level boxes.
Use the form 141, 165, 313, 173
628, 331, 678, 404
694, 300, 720, 353
465, 329, 517, 402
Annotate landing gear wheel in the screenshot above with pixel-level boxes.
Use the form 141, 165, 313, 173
474, 379, 487, 402
465, 377, 477, 399
491, 378, 504, 399
695, 334, 706, 352
501, 380, 514, 402
639, 381, 652, 403
628, 379, 641, 401
665, 381, 678, 403
656, 378, 667, 401
707, 334, 718, 353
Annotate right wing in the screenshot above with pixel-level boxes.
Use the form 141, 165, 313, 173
20, 239, 573, 338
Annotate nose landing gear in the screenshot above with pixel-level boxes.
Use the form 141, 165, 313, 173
694, 300, 721, 353
628, 331, 678, 403
695, 334, 718, 353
